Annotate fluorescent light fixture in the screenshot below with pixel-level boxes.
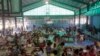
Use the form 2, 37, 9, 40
45, 1, 49, 4
46, 20, 53, 24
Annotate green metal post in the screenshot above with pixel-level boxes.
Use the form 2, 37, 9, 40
1, 0, 5, 35
86, 4, 90, 26
22, 16, 24, 31
15, 17, 17, 28
74, 12, 76, 26
79, 9, 81, 27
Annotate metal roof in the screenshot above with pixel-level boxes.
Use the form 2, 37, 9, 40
0, 0, 98, 16
22, 0, 99, 15
22, 0, 42, 6
22, 0, 97, 7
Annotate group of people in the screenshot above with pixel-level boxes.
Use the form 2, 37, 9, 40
0, 26, 99, 56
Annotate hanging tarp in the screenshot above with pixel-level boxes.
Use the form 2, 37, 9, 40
85, 1, 100, 16
85, 8, 100, 15
90, 1, 100, 10
81, 7, 87, 14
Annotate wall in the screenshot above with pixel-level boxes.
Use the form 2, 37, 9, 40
90, 15, 100, 29
24, 16, 74, 29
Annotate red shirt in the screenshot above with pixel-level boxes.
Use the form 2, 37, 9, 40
89, 52, 96, 56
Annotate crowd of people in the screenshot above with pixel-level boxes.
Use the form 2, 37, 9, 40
0, 26, 99, 56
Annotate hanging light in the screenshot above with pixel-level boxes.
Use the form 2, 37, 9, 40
44, 0, 49, 4
45, 1, 49, 4
46, 19, 53, 24
44, 17, 53, 24
47, 20, 53, 24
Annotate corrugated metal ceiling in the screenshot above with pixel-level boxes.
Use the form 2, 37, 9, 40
22, 0, 41, 6
22, 0, 98, 11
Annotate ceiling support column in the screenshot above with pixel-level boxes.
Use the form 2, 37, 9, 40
15, 17, 17, 28
90, 16, 93, 26
2, 15, 5, 35
74, 12, 76, 26
86, 4, 90, 26
79, 9, 81, 28
1, 0, 5, 35
22, 17, 24, 31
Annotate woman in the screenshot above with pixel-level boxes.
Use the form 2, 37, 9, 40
37, 48, 44, 56
67, 48, 73, 56
62, 49, 67, 56
89, 48, 96, 56
73, 49, 79, 56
